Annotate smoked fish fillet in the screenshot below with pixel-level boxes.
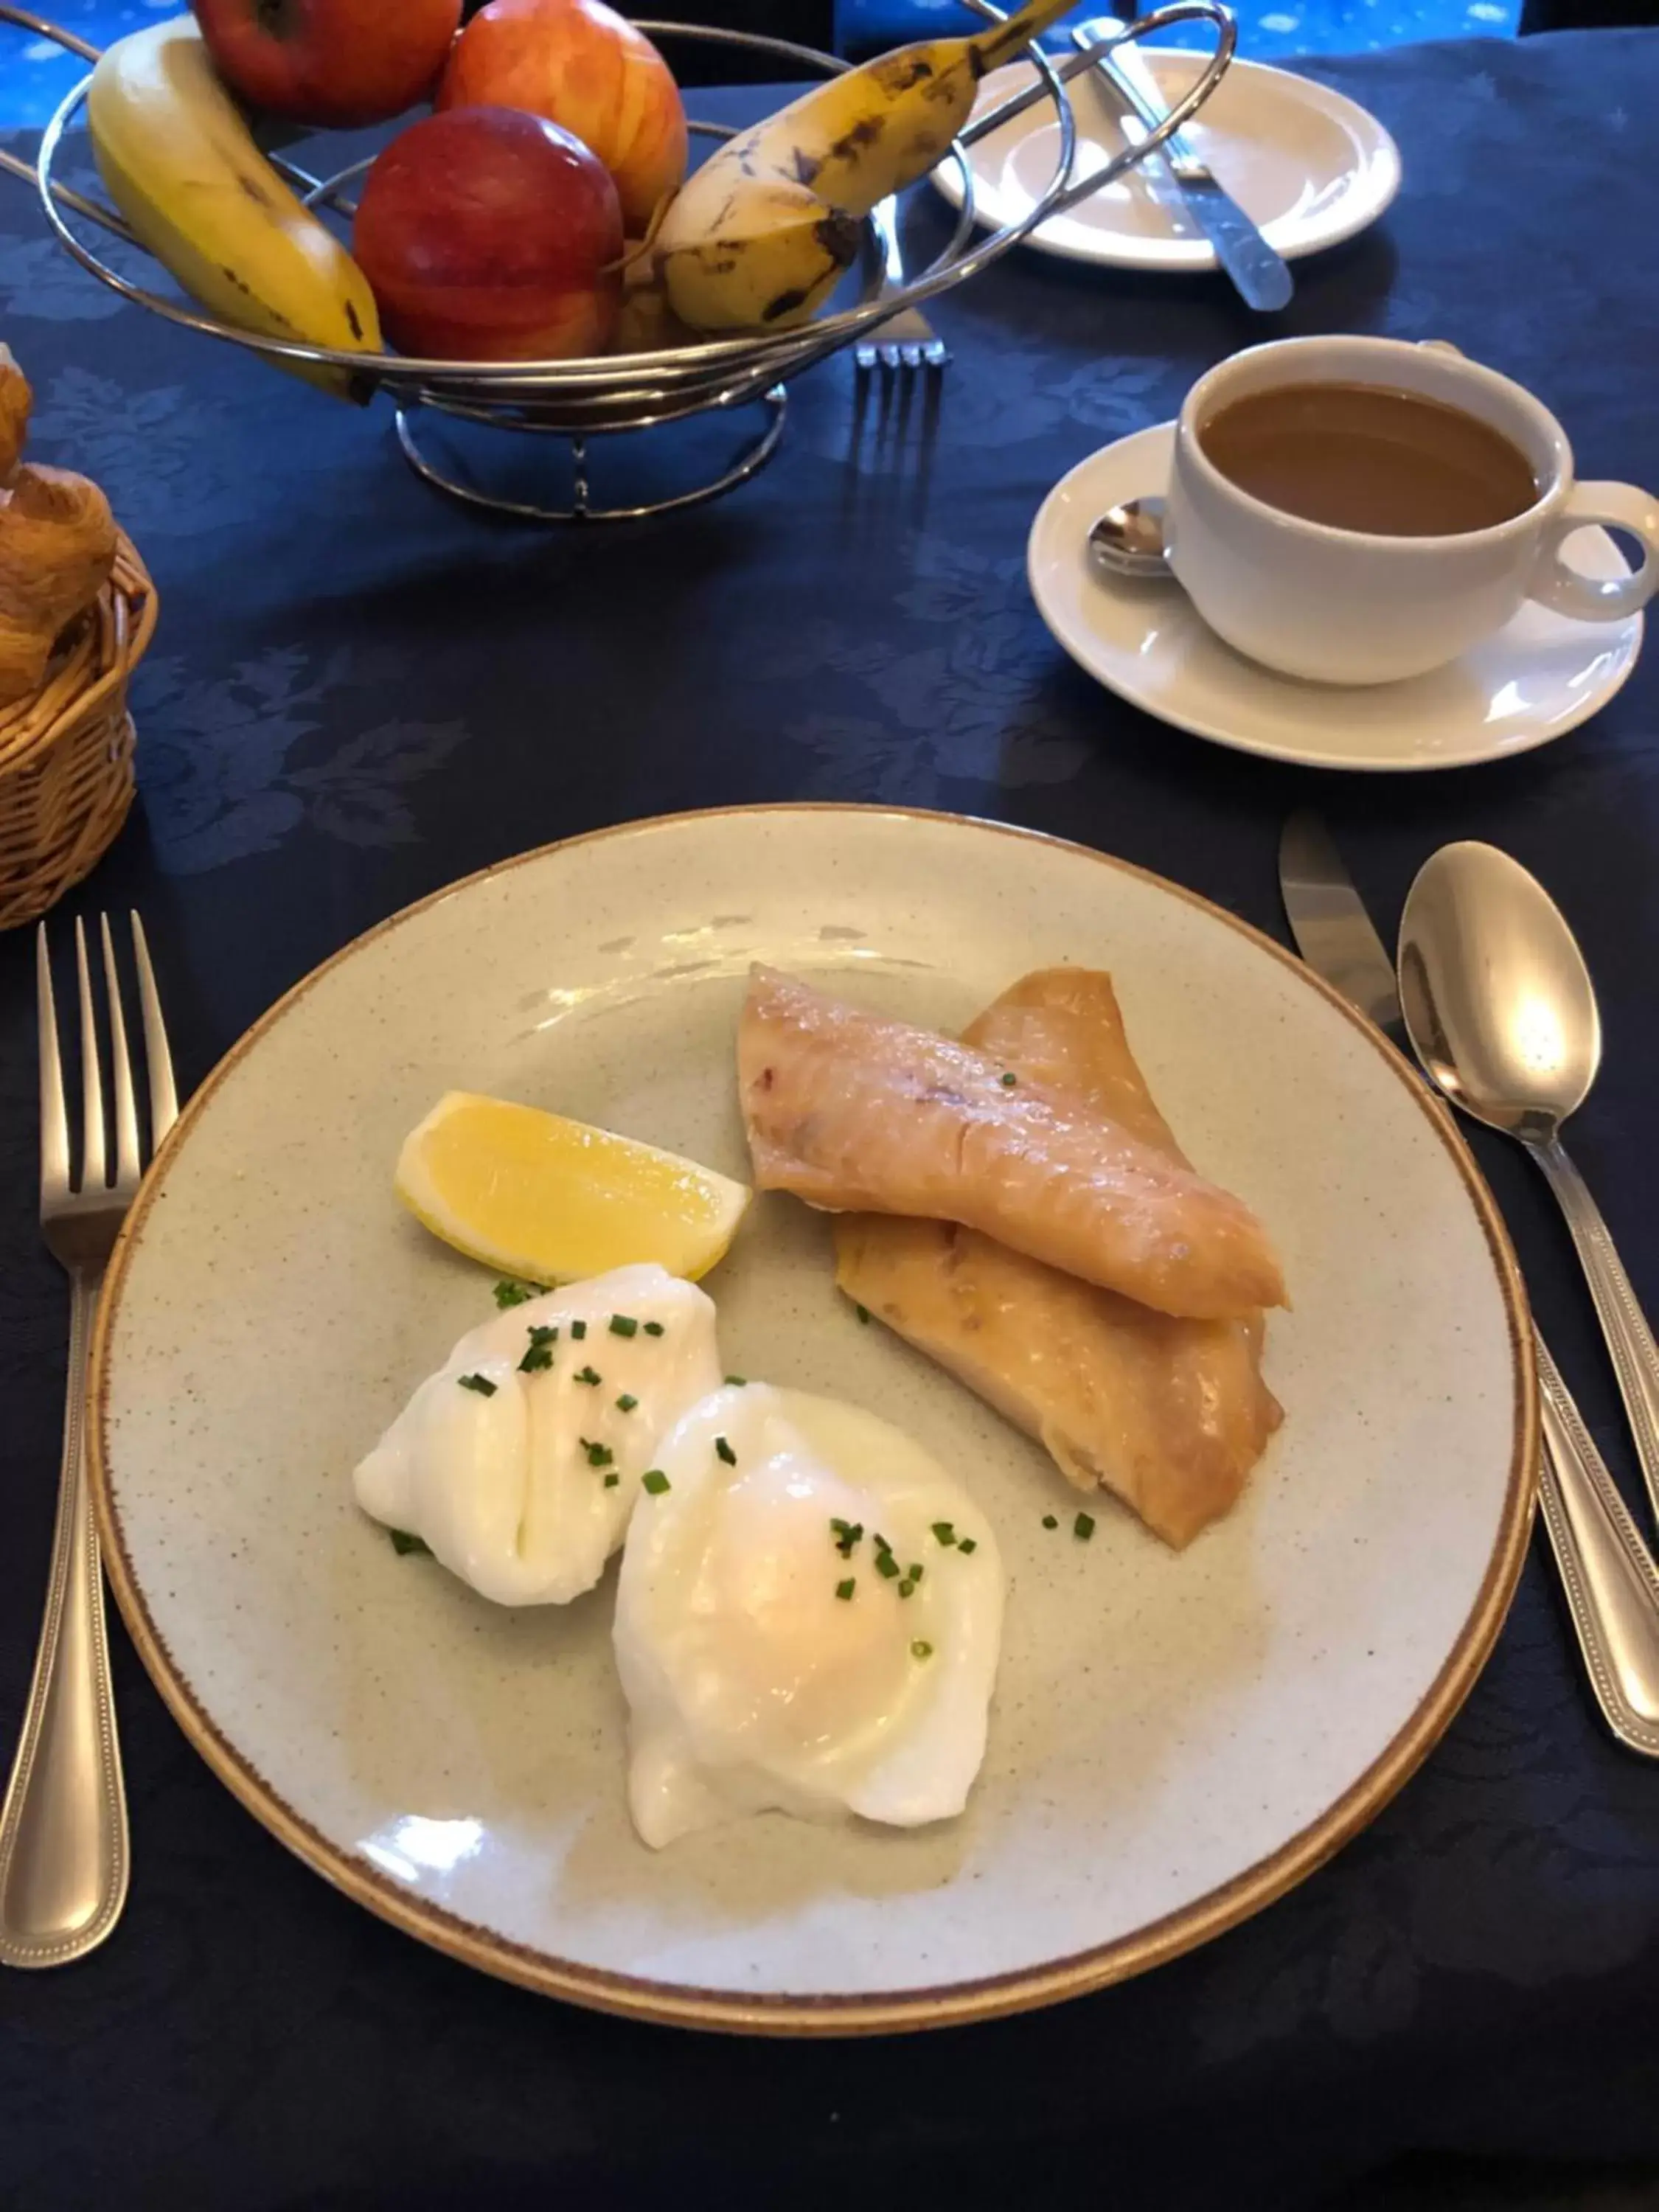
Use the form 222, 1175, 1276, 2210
835, 970, 1282, 1548
739, 966, 1286, 1321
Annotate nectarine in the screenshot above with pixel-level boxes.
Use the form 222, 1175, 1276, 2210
192, 0, 462, 128
353, 107, 623, 361
438, 0, 687, 236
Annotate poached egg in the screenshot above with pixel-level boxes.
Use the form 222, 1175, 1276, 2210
354, 1263, 722, 1604
613, 1382, 1004, 1847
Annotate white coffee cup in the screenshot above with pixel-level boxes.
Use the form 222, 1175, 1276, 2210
1145, 335, 1659, 686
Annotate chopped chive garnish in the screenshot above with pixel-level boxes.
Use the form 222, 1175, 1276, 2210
1074, 1512, 1096, 1541
714, 1435, 737, 1466
724, 1374, 748, 1388
609, 1314, 639, 1338
956, 1537, 978, 1555
875, 1551, 900, 1580
854, 1303, 871, 1326
493, 1279, 536, 1309
872, 1531, 892, 1554
574, 1366, 602, 1386
931, 1521, 957, 1546
582, 1439, 613, 1468
389, 1527, 431, 1557
897, 1578, 916, 1599
603, 1472, 619, 1488
643, 1320, 665, 1337
911, 1639, 933, 1660
908, 1563, 923, 1582
1000, 1071, 1018, 1088
835, 1578, 856, 1601
458, 1372, 497, 1396
830, 1517, 863, 1559
570, 1319, 588, 1340
642, 1469, 670, 1495
616, 1393, 639, 1413
1043, 1514, 1059, 1531
519, 1325, 557, 1373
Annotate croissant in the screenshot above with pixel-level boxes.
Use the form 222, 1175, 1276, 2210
0, 462, 119, 706
0, 344, 28, 485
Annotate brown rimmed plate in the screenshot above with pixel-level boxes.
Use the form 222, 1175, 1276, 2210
91, 806, 1534, 2034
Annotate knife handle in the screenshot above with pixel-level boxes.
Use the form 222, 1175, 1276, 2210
1533, 1136, 1659, 1537
1534, 1331, 1659, 1756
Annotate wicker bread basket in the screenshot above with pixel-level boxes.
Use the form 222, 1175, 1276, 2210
0, 531, 156, 931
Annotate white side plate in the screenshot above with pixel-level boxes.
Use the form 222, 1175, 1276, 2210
935, 51, 1401, 271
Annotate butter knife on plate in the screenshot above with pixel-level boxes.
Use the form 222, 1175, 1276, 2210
1279, 809, 1659, 1755
1073, 18, 1293, 312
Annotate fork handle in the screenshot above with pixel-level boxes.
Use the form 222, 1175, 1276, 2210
0, 1272, 128, 1968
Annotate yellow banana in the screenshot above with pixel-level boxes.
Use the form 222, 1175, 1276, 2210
655, 182, 863, 337
658, 0, 1081, 333
87, 18, 380, 400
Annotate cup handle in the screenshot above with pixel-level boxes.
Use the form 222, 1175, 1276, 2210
1528, 482, 1659, 623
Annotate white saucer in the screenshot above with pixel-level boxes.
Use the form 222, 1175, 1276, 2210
934, 52, 1400, 272
1027, 424, 1645, 772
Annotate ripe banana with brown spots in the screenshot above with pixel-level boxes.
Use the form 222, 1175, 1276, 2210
655, 0, 1082, 334
87, 18, 381, 400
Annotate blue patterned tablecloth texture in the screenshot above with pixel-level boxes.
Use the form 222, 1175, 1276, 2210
1, 32, 1658, 2212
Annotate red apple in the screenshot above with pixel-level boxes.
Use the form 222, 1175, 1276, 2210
437, 0, 686, 237
191, 0, 463, 128
353, 105, 622, 361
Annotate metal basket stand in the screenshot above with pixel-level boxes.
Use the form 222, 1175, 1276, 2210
0, 4, 1237, 523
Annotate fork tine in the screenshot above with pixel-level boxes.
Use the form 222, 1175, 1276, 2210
131, 912, 178, 1144
36, 925, 70, 1205
74, 915, 106, 1193
101, 914, 142, 1187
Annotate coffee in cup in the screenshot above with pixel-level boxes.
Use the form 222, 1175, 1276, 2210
1199, 382, 1540, 538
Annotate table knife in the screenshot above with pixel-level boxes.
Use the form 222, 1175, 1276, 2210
1073, 18, 1293, 313
1279, 809, 1659, 1756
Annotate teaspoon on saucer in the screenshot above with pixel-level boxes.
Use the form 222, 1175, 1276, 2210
1088, 496, 1172, 580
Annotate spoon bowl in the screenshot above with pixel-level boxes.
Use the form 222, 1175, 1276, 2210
1088, 495, 1172, 581
1398, 841, 1601, 1144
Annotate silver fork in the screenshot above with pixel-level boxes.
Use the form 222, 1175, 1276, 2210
855, 198, 950, 375
0, 914, 178, 1969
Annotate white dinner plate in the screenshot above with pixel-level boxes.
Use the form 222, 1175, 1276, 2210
1029, 425, 1646, 771
93, 807, 1533, 2033
933, 50, 1400, 270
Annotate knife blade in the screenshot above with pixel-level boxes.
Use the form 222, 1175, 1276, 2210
1279, 809, 1406, 1039
1073, 18, 1293, 315
1278, 810, 1659, 1756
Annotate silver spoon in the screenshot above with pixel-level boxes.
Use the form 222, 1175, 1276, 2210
1088, 496, 1172, 580
1399, 841, 1659, 1530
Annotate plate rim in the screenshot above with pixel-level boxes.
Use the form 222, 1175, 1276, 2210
88, 802, 1538, 2036
932, 50, 1403, 272
1029, 423, 1645, 772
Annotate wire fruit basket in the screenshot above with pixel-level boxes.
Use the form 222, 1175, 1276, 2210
0, 0, 1236, 521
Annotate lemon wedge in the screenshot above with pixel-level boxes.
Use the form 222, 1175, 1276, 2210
394, 1092, 752, 1284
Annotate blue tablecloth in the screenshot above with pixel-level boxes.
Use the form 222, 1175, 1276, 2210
3, 30, 1659, 2210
